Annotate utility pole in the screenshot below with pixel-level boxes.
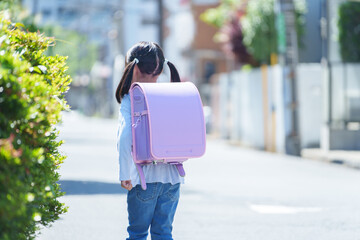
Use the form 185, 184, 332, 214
158, 0, 164, 47
277, 0, 301, 156
320, 0, 331, 152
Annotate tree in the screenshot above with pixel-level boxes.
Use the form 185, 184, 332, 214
200, 0, 255, 66
201, 0, 306, 65
242, 0, 306, 64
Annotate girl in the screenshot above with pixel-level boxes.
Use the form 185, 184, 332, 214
115, 41, 183, 240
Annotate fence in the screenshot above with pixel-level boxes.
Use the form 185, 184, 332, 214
209, 63, 324, 152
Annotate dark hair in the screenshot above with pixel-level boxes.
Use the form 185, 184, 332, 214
115, 41, 181, 103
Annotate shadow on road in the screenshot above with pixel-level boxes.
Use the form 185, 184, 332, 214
58, 180, 128, 195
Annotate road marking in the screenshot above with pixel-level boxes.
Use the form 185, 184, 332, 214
249, 204, 322, 214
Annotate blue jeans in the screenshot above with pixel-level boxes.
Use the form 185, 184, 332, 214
126, 182, 180, 240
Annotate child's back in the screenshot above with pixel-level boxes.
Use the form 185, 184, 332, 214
115, 41, 184, 240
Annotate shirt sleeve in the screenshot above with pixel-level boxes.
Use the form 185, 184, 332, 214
117, 111, 133, 181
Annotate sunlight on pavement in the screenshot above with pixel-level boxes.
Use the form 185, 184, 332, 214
249, 204, 323, 214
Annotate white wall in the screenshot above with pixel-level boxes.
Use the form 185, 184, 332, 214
218, 68, 265, 149
331, 63, 360, 124
215, 63, 324, 151
297, 64, 323, 148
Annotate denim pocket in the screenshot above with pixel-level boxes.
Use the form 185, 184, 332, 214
166, 183, 180, 201
135, 183, 157, 202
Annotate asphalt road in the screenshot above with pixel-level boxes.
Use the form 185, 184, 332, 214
37, 111, 360, 240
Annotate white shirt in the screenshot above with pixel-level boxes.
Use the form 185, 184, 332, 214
117, 94, 184, 186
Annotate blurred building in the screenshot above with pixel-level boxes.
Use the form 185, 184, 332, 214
22, 0, 359, 153
22, 0, 123, 117
205, 0, 360, 153
188, 0, 228, 106
122, 0, 225, 107
122, 0, 159, 51
21, 0, 227, 116
320, 0, 360, 150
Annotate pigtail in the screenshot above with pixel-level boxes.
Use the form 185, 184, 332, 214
115, 60, 137, 103
166, 61, 181, 82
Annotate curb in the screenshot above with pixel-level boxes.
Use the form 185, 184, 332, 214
301, 148, 360, 170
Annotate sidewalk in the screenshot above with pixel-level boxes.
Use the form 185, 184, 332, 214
225, 136, 360, 170
301, 148, 360, 170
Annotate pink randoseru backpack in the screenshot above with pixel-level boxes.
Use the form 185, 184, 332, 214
130, 82, 206, 190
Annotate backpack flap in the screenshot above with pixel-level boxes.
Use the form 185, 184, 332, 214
139, 82, 206, 160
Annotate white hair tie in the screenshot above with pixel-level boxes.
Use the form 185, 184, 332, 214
134, 58, 139, 64
164, 59, 169, 65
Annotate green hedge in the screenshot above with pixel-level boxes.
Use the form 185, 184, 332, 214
338, 1, 360, 62
0, 16, 70, 239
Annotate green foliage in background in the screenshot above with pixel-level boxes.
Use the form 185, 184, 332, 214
0, 15, 70, 239
200, 0, 241, 28
201, 0, 306, 65
241, 0, 277, 63
241, 0, 306, 64
44, 25, 97, 77
200, 0, 255, 65
0, 0, 22, 16
0, 0, 36, 31
1, 0, 97, 78
338, 1, 360, 62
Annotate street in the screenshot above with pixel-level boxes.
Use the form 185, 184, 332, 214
37, 112, 360, 240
